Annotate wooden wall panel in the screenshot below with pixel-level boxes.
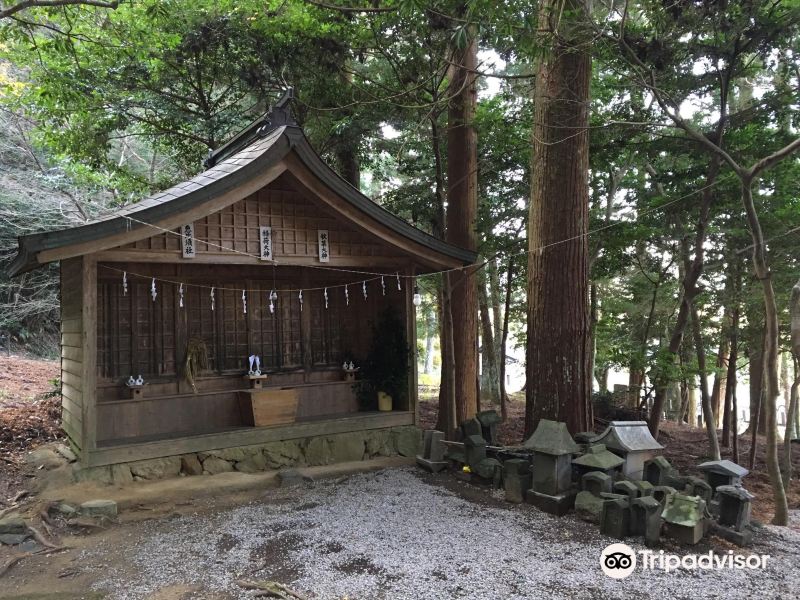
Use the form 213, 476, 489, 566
60, 257, 84, 452
111, 173, 406, 265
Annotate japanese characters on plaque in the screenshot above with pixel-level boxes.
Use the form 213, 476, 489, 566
317, 229, 330, 263
259, 226, 273, 261
181, 223, 196, 258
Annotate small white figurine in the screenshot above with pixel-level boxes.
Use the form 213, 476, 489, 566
127, 376, 135, 387
135, 375, 144, 386
248, 354, 256, 375
343, 361, 348, 370
348, 361, 355, 371
254, 355, 261, 376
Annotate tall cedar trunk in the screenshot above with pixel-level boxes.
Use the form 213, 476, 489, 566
589, 282, 598, 395
446, 28, 479, 425
722, 311, 738, 447
488, 259, 504, 357
525, 0, 591, 436
423, 309, 435, 374
691, 304, 721, 459
783, 278, 800, 484
740, 180, 788, 525
478, 277, 500, 403
430, 112, 455, 436
710, 336, 729, 427
499, 258, 514, 421
722, 265, 740, 447
747, 327, 766, 435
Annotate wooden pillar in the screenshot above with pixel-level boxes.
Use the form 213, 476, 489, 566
81, 254, 98, 463
405, 265, 419, 421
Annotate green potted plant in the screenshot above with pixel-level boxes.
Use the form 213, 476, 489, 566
356, 308, 410, 411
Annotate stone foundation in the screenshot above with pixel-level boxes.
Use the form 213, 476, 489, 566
70, 426, 421, 485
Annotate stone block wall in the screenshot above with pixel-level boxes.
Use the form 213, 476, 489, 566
71, 426, 421, 485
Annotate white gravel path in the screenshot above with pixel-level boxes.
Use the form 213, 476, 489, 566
85, 468, 800, 599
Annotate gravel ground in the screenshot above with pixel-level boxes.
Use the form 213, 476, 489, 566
84, 468, 800, 600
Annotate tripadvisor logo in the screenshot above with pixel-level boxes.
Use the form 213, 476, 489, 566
600, 543, 770, 579
600, 543, 637, 579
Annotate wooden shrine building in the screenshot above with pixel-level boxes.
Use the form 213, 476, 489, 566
9, 93, 475, 468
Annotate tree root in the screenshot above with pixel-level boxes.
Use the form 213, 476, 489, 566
235, 579, 308, 600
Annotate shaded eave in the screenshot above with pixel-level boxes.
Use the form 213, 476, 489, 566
9, 125, 476, 276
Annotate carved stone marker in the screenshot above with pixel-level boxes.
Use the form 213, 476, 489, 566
575, 472, 611, 523
476, 410, 502, 445
503, 458, 531, 504
600, 497, 631, 539
416, 430, 448, 473
631, 496, 662, 547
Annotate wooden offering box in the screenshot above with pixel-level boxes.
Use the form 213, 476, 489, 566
238, 388, 298, 427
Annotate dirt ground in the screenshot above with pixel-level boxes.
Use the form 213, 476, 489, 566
0, 355, 60, 499
1, 468, 798, 600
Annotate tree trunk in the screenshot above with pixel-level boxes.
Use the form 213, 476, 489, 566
691, 303, 721, 459
722, 305, 739, 448
499, 258, 514, 421
478, 279, 500, 403
748, 328, 766, 435
784, 278, 800, 485
740, 179, 788, 525
710, 336, 729, 428
445, 25, 479, 426
525, 0, 592, 436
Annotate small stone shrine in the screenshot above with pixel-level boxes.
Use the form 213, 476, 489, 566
572, 444, 624, 480
711, 485, 754, 546
661, 493, 707, 545
697, 459, 749, 492
524, 420, 580, 515
644, 456, 673, 486
593, 421, 663, 480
